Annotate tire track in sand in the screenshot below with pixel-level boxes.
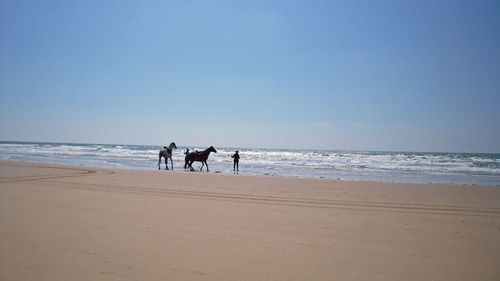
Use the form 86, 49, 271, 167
0, 163, 114, 184
46, 179, 500, 217
2, 163, 498, 217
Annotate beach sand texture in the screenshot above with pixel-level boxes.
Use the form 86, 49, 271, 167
1, 160, 499, 280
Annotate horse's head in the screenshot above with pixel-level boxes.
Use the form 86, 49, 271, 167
170, 142, 177, 149
209, 146, 217, 153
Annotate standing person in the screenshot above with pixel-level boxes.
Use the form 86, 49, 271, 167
231, 150, 240, 173
184, 149, 190, 169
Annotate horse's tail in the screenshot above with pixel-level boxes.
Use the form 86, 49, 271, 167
158, 151, 162, 167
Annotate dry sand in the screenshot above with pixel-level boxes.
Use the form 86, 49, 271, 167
1, 160, 499, 280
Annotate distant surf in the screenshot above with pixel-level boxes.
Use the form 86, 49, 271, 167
1, 141, 499, 186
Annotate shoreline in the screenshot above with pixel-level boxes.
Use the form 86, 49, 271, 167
2, 141, 499, 186
3, 159, 499, 187
1, 160, 500, 280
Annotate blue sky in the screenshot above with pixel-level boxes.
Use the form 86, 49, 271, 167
1, 0, 499, 152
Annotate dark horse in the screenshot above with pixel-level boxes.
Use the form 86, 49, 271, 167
158, 142, 177, 170
185, 146, 217, 172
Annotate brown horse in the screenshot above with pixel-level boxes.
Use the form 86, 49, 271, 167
185, 146, 217, 172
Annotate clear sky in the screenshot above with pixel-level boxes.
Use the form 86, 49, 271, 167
1, 0, 499, 152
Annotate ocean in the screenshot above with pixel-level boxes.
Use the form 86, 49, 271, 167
1, 141, 499, 186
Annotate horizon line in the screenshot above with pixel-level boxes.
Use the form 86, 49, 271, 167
1, 139, 499, 155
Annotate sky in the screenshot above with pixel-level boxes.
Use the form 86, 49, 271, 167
1, 0, 499, 152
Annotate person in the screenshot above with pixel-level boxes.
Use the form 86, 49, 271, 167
184, 149, 190, 169
231, 150, 240, 173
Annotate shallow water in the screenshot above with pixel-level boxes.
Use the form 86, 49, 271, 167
1, 141, 499, 186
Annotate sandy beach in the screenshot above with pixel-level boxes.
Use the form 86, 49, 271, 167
1, 160, 499, 280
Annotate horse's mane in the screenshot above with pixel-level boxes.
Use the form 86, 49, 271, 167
200, 147, 212, 153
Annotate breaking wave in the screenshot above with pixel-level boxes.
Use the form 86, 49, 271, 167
1, 141, 499, 186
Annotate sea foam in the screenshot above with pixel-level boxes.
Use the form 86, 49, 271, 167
1, 141, 499, 186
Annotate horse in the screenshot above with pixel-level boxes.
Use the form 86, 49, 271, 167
158, 142, 177, 170
185, 146, 217, 172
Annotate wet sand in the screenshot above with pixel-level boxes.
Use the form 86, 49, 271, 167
1, 160, 499, 280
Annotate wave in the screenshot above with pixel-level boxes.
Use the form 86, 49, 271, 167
1, 141, 499, 185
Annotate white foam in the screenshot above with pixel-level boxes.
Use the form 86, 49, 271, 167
1, 142, 499, 185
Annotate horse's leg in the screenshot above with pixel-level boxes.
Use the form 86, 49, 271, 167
200, 161, 204, 172
165, 157, 168, 170
205, 161, 209, 172
189, 161, 195, 171
170, 156, 173, 170
158, 153, 162, 170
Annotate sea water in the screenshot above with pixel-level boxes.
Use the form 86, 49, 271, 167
1, 141, 499, 186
